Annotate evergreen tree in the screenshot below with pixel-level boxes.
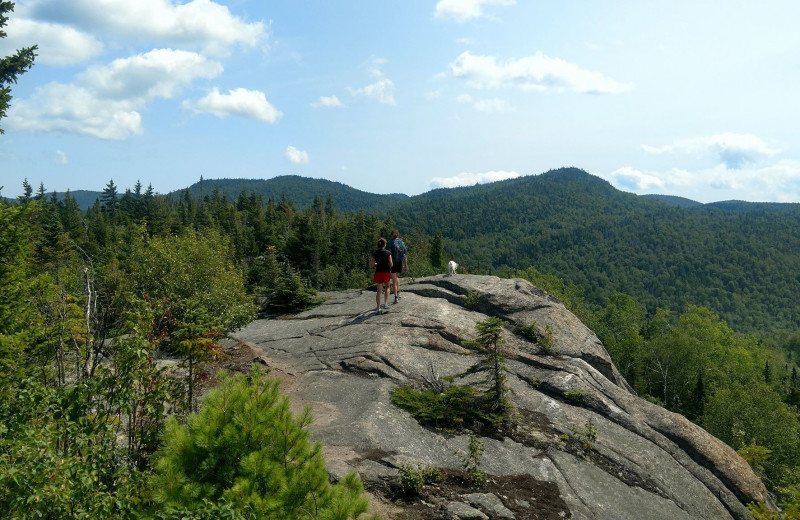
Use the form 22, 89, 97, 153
151, 366, 375, 520
0, 1, 37, 134
101, 179, 119, 220
17, 178, 32, 204
462, 317, 512, 428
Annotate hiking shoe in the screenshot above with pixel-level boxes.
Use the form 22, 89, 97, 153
393, 296, 399, 304
381, 304, 390, 310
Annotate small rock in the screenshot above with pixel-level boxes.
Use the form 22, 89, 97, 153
462, 493, 515, 519
446, 501, 489, 520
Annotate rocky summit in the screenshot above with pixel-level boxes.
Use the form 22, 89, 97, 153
231, 275, 772, 520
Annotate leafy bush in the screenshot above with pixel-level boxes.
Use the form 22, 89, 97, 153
564, 389, 586, 403
516, 322, 555, 355
399, 465, 425, 496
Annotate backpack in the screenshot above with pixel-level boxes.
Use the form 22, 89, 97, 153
390, 239, 406, 265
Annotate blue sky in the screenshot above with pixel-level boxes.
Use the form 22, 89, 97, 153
2, 0, 800, 202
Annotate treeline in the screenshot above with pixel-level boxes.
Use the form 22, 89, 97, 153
3, 175, 800, 515
1, 181, 415, 518
387, 168, 800, 337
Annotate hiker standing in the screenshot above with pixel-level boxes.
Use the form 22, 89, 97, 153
371, 237, 393, 314
389, 229, 407, 303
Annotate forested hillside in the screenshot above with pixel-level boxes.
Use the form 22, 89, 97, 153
181, 175, 409, 213
3, 174, 800, 516
387, 168, 800, 336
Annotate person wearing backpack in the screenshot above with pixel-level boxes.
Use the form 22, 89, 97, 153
371, 237, 393, 314
389, 229, 407, 304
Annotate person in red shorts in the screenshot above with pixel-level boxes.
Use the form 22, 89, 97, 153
371, 237, 393, 314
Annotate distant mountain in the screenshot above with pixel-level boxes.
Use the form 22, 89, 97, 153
641, 194, 702, 207
177, 176, 409, 213
61, 190, 103, 209
12, 170, 800, 334
387, 168, 800, 334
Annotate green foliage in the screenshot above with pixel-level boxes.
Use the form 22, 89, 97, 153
390, 384, 480, 427
0, 1, 37, 134
516, 321, 555, 355
564, 389, 586, 403
464, 291, 483, 309
398, 465, 425, 496
151, 365, 372, 519
458, 432, 487, 486
125, 228, 256, 334
569, 419, 598, 451
462, 317, 512, 426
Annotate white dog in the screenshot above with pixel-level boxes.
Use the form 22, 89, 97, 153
448, 260, 458, 276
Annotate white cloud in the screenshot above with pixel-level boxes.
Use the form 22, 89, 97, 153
349, 57, 397, 105
349, 78, 396, 106
424, 90, 442, 100
608, 167, 665, 191
81, 49, 223, 100
25, 0, 266, 57
435, 0, 515, 22
604, 160, 800, 203
456, 93, 473, 103
7, 49, 222, 139
0, 18, 102, 66
450, 51, 629, 94
55, 150, 68, 165
312, 95, 345, 108
642, 133, 779, 169
183, 88, 281, 123
8, 83, 143, 140
429, 170, 521, 188
286, 146, 309, 164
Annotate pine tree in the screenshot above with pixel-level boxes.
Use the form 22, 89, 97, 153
0, 1, 37, 134
151, 366, 375, 519
17, 178, 32, 204
462, 317, 512, 428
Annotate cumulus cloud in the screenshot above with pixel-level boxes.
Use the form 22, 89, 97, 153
607, 167, 665, 191
642, 133, 779, 169
450, 51, 629, 94
286, 146, 309, 164
55, 150, 68, 165
7, 49, 222, 139
349, 57, 397, 105
429, 170, 521, 188
311, 95, 345, 108
0, 17, 102, 65
349, 78, 396, 105
24, 0, 266, 57
8, 83, 144, 139
182, 88, 281, 123
435, 0, 515, 22
604, 160, 800, 203
81, 49, 223, 100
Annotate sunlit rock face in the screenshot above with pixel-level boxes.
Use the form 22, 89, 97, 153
233, 275, 771, 520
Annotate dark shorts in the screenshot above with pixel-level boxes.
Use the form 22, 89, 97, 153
391, 258, 404, 274
374, 271, 391, 284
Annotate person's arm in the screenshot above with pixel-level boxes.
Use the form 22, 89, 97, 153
388, 253, 393, 269
370, 254, 376, 269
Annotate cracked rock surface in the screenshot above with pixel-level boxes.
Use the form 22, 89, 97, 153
232, 275, 771, 520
